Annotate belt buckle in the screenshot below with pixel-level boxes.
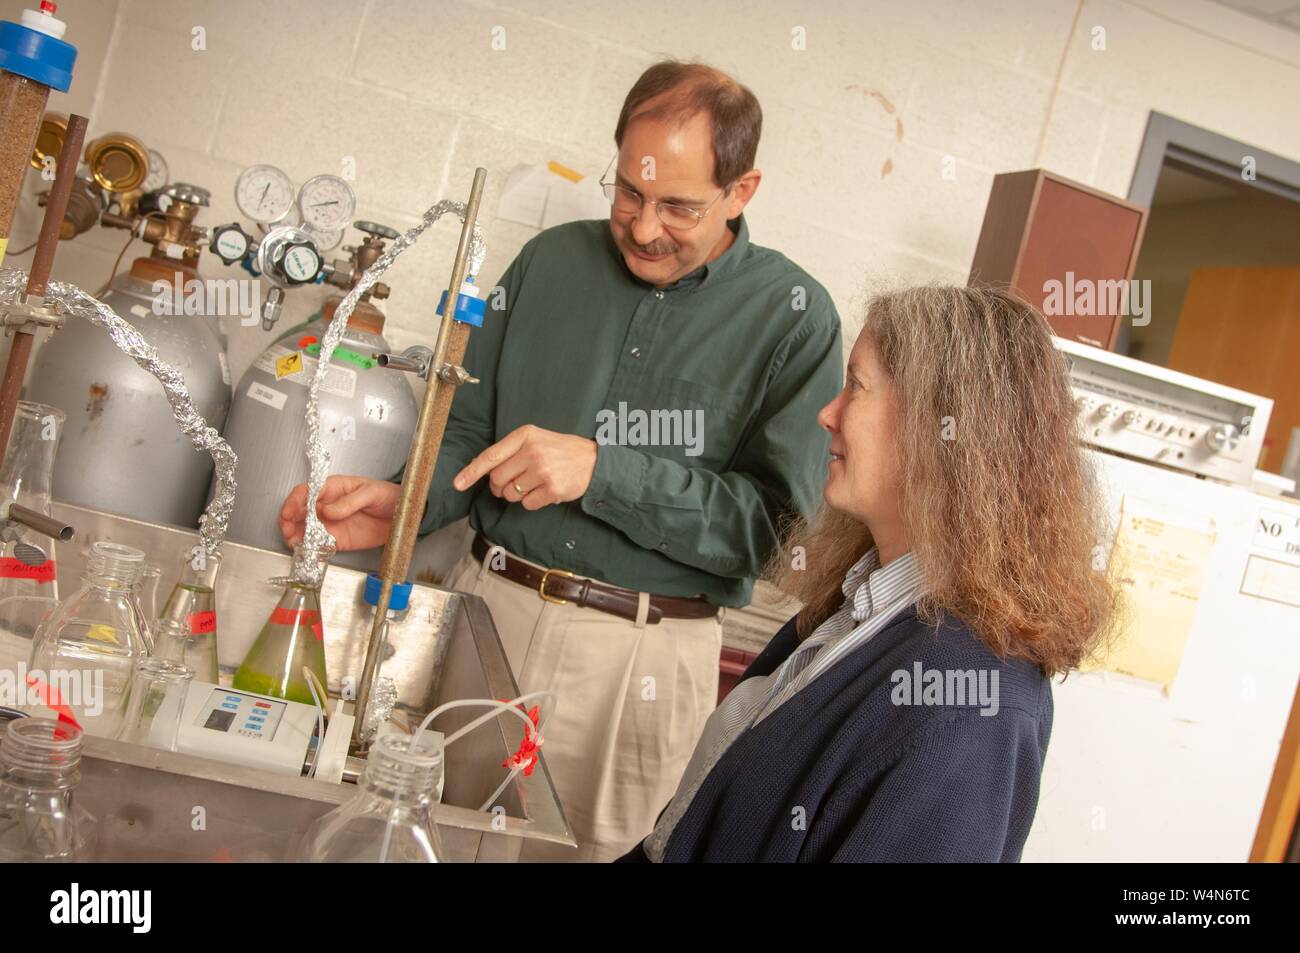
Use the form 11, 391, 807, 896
538, 568, 577, 605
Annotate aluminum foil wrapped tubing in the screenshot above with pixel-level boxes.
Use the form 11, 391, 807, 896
0, 268, 237, 559
293, 200, 486, 586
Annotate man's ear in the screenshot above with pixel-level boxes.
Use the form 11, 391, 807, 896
726, 168, 762, 218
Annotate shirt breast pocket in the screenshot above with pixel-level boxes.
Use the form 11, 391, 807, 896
639, 376, 751, 470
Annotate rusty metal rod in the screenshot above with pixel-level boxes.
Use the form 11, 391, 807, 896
353, 168, 487, 748
0, 112, 87, 468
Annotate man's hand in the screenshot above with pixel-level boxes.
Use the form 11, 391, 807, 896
279, 475, 402, 551
453, 425, 598, 511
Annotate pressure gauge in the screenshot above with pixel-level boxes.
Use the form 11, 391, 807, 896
235, 164, 294, 224
297, 174, 355, 232
303, 224, 343, 253
142, 148, 169, 193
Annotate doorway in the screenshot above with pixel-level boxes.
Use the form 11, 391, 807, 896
1126, 114, 1300, 477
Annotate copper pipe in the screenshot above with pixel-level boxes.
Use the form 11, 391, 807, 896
0, 113, 87, 471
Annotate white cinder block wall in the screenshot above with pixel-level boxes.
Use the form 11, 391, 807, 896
3, 0, 1299, 582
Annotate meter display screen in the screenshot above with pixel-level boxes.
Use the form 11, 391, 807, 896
197, 688, 288, 743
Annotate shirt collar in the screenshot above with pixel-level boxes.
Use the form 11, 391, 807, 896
842, 547, 922, 623
608, 214, 750, 292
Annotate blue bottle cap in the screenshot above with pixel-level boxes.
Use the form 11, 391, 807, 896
364, 572, 412, 611
0, 20, 77, 92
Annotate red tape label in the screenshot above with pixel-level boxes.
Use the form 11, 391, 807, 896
0, 557, 55, 582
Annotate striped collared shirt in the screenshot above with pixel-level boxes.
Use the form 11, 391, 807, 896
645, 546, 924, 861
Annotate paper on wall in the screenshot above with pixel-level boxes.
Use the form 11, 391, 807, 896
497, 161, 609, 230
1088, 495, 1217, 694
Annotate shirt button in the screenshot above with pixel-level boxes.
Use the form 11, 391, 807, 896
594, 500, 604, 508
564, 539, 576, 550
654, 290, 665, 300
659, 542, 668, 551
630, 346, 642, 358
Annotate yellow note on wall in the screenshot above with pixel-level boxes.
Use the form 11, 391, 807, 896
1090, 496, 1216, 693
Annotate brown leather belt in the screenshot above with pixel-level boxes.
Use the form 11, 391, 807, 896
471, 534, 717, 625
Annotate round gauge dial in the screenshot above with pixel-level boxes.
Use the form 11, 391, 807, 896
303, 224, 343, 253
235, 164, 294, 223
142, 149, 169, 193
281, 243, 322, 283
297, 174, 355, 232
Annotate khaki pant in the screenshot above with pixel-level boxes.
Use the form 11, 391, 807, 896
447, 545, 723, 863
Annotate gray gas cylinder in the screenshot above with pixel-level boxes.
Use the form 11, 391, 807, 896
218, 298, 418, 556
25, 257, 232, 528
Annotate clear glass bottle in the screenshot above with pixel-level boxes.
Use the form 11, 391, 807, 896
0, 717, 97, 862
296, 726, 444, 863
155, 546, 221, 683
233, 580, 327, 705
0, 401, 65, 605
117, 657, 193, 751
28, 541, 150, 737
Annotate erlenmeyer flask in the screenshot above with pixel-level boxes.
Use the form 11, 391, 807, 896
233, 579, 327, 705
295, 725, 444, 863
155, 546, 221, 683
0, 401, 65, 606
28, 541, 150, 737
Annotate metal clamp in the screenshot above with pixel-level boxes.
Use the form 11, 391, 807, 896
538, 568, 576, 605
0, 293, 66, 335
436, 362, 479, 386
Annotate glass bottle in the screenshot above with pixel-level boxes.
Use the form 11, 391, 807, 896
0, 717, 97, 862
28, 541, 150, 738
117, 657, 193, 751
233, 580, 328, 705
0, 401, 65, 606
155, 546, 221, 683
134, 562, 162, 651
296, 725, 444, 863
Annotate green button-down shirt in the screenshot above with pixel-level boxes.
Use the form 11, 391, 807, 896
417, 215, 842, 607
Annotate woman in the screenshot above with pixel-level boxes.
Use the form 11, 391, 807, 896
620, 285, 1117, 862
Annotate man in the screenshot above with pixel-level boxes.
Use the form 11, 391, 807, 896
280, 61, 842, 861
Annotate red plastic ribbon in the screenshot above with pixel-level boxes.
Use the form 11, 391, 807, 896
188, 610, 216, 634
25, 673, 83, 737
499, 701, 542, 777
0, 557, 56, 582
269, 607, 324, 641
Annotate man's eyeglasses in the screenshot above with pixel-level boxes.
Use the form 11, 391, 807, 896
599, 157, 730, 231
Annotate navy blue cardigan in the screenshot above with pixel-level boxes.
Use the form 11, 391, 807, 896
619, 606, 1052, 862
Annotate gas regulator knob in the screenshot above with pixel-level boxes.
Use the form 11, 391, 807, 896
1121, 409, 1142, 427
1205, 424, 1240, 454
209, 223, 253, 265
355, 220, 400, 241
164, 182, 210, 207
1096, 403, 1119, 419
277, 241, 322, 285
